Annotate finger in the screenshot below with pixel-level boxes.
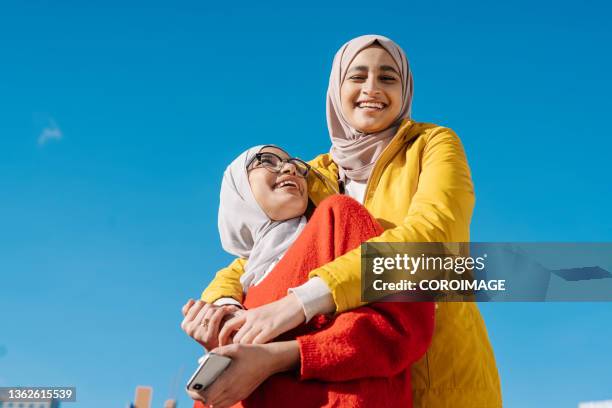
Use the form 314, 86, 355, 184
202, 374, 224, 407
218, 329, 235, 347
185, 300, 206, 322
202, 373, 229, 406
182, 298, 195, 316
232, 322, 255, 344
198, 389, 211, 406
218, 315, 246, 346
252, 328, 272, 344
213, 397, 233, 408
205, 390, 224, 408
238, 326, 261, 345
201, 304, 217, 329
205, 358, 239, 407
182, 301, 207, 334
191, 322, 210, 347
185, 305, 207, 337
220, 310, 239, 328
188, 305, 213, 338
210, 343, 238, 357
186, 389, 204, 401
193, 303, 213, 328
210, 394, 233, 408
206, 306, 231, 343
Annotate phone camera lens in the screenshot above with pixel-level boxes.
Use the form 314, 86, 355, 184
194, 383, 203, 390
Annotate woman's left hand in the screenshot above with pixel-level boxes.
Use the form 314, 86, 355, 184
218, 293, 305, 346
181, 299, 243, 350
188, 341, 299, 408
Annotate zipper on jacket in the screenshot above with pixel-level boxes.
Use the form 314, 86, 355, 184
362, 120, 415, 207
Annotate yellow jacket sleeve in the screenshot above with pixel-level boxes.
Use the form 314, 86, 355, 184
200, 257, 246, 304
309, 128, 475, 312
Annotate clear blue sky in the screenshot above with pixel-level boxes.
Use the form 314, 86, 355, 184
1, 1, 611, 407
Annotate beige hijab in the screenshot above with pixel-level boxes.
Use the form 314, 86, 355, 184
327, 34, 414, 182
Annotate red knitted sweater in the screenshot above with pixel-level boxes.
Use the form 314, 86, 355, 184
195, 195, 434, 408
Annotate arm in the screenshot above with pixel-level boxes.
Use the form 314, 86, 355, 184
310, 128, 475, 312
197, 299, 434, 407
297, 301, 435, 382
201, 257, 247, 304
215, 128, 471, 345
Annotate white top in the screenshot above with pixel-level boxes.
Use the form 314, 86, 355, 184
344, 178, 367, 203
288, 277, 335, 321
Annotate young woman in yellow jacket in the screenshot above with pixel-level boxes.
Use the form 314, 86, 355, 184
196, 35, 502, 407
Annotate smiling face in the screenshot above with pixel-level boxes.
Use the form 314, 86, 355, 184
340, 45, 403, 133
247, 146, 308, 221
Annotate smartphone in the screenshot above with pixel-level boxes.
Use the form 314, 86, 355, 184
186, 353, 232, 393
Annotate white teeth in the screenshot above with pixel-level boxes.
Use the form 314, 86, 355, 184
276, 181, 297, 189
358, 102, 385, 109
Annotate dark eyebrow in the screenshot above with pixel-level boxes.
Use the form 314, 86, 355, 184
347, 65, 400, 76
380, 65, 400, 76
261, 149, 290, 160
347, 65, 368, 74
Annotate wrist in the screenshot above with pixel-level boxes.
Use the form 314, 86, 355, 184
265, 341, 300, 374
284, 292, 306, 325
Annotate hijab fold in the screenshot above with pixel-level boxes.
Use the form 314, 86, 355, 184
327, 34, 414, 182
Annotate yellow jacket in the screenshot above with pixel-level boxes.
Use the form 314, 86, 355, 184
202, 119, 502, 407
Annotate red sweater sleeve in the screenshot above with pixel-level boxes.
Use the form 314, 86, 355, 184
297, 301, 435, 382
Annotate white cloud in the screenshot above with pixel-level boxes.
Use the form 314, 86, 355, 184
38, 119, 63, 146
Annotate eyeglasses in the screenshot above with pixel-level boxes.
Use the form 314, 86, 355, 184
247, 151, 311, 178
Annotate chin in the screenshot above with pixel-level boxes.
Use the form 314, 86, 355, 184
271, 208, 305, 222
353, 116, 393, 134
355, 122, 386, 134
270, 197, 307, 221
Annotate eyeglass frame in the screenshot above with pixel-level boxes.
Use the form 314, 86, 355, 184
246, 147, 311, 178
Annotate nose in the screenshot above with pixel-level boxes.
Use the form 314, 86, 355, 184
280, 161, 297, 175
362, 76, 382, 96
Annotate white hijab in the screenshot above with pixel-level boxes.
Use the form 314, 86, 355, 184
327, 34, 414, 182
218, 145, 307, 290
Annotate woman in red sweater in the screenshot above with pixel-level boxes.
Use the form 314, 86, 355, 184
183, 144, 434, 408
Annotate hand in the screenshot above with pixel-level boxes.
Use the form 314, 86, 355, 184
181, 299, 242, 350
187, 341, 300, 408
218, 293, 305, 346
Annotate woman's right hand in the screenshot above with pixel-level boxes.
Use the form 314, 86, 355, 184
188, 341, 300, 408
181, 299, 243, 351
